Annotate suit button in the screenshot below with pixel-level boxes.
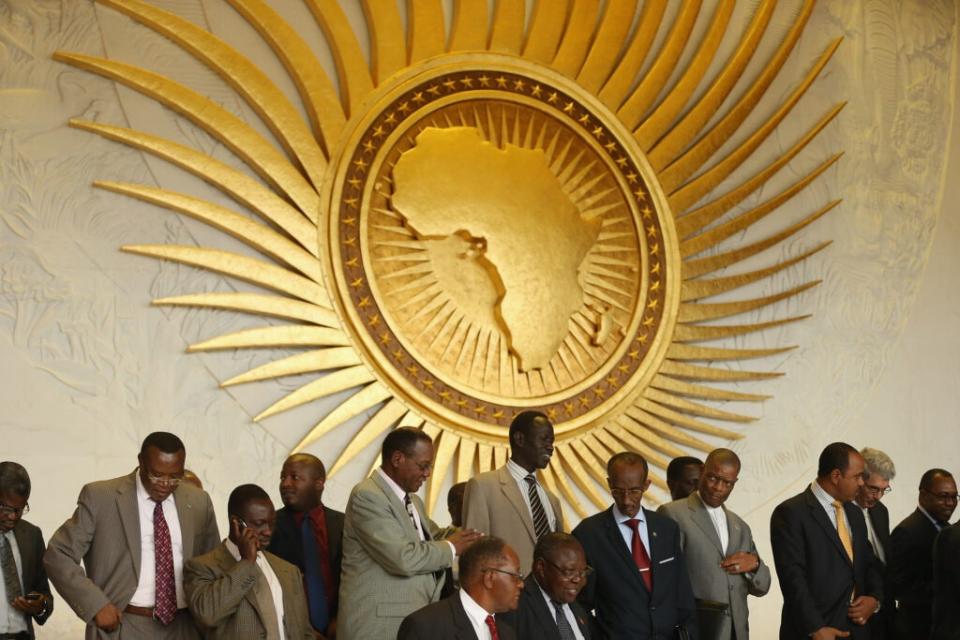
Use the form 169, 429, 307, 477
650, 606, 656, 611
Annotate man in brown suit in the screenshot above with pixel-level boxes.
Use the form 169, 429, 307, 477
463, 411, 564, 574
44, 432, 220, 639
184, 484, 312, 639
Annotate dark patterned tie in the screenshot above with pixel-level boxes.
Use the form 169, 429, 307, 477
153, 501, 177, 624
551, 600, 577, 640
625, 518, 652, 591
524, 474, 551, 539
404, 494, 428, 540
485, 614, 500, 640
1, 533, 23, 602
300, 516, 330, 631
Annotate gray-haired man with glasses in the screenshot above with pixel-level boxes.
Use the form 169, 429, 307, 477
501, 532, 598, 639
0, 461, 53, 639
44, 432, 219, 639
853, 448, 895, 639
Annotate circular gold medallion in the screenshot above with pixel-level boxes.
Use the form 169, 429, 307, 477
325, 58, 679, 441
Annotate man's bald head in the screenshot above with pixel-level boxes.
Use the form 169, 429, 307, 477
279, 453, 327, 512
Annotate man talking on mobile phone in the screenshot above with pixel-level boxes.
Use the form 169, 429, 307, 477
184, 484, 313, 639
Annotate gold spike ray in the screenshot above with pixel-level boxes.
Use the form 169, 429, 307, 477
427, 429, 461, 514
188, 326, 349, 352
153, 292, 339, 328
304, 0, 374, 118
223, 347, 361, 386
678, 281, 820, 323
548, 457, 588, 520
256, 365, 376, 421
673, 316, 810, 343
328, 398, 407, 476
294, 382, 392, 452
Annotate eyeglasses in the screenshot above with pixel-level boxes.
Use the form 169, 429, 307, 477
0, 502, 29, 518
544, 558, 593, 580
146, 473, 184, 487
483, 567, 524, 583
610, 488, 644, 499
864, 484, 892, 496
923, 490, 960, 502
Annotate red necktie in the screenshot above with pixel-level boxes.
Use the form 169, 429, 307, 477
625, 518, 652, 591
485, 614, 500, 640
153, 501, 177, 624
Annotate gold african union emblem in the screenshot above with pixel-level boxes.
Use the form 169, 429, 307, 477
57, 0, 842, 515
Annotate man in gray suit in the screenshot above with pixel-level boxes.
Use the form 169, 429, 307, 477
658, 448, 771, 639
184, 484, 312, 639
45, 432, 220, 639
338, 427, 483, 640
463, 411, 564, 574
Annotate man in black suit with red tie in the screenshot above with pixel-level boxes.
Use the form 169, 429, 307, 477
572, 451, 697, 639
888, 468, 957, 640
771, 442, 883, 640
398, 536, 520, 640
502, 532, 597, 639
267, 454, 344, 639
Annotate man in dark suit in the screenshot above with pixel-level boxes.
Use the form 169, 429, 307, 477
502, 532, 597, 639
771, 442, 883, 640
0, 462, 53, 638
888, 468, 957, 639
931, 520, 960, 640
267, 453, 343, 638
184, 484, 313, 639
573, 451, 697, 639
667, 456, 704, 502
853, 447, 896, 639
398, 536, 520, 640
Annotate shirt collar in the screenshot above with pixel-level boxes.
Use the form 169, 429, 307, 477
918, 506, 942, 528
376, 467, 409, 503
697, 492, 725, 516
507, 459, 536, 483
460, 587, 494, 620
612, 503, 645, 525
811, 480, 839, 510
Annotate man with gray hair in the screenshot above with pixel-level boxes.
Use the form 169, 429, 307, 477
853, 448, 895, 639
0, 461, 53, 639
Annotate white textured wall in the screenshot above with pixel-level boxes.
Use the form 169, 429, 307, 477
0, 1, 957, 636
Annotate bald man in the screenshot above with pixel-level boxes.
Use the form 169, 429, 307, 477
267, 454, 343, 638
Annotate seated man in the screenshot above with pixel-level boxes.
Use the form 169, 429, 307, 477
398, 536, 521, 640
503, 532, 597, 639
184, 484, 313, 639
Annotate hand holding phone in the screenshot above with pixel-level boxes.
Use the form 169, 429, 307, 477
232, 516, 259, 561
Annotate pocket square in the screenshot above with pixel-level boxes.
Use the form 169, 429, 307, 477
659, 556, 675, 564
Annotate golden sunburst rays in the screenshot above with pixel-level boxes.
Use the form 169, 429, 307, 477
58, 0, 841, 514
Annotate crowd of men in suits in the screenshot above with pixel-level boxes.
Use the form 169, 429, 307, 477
0, 412, 957, 639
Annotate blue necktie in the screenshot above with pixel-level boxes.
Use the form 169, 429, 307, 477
300, 516, 329, 631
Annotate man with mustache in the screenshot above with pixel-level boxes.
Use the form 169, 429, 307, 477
337, 427, 483, 640
463, 411, 563, 574
267, 454, 343, 639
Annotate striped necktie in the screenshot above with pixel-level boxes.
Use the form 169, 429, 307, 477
0, 534, 23, 601
524, 474, 551, 539
552, 600, 577, 640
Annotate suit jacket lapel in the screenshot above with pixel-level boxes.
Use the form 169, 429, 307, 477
117, 471, 142, 579
646, 509, 671, 592
450, 593, 482, 640
804, 489, 852, 566
371, 472, 418, 540
265, 552, 297, 632
498, 466, 537, 540
175, 486, 194, 557
601, 507, 646, 594
12, 522, 33, 585
212, 544, 269, 629
523, 576, 559, 636
687, 494, 724, 554
726, 508, 743, 554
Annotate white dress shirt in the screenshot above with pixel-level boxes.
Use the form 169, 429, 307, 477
506, 460, 557, 531
538, 584, 585, 640
224, 538, 285, 640
376, 468, 456, 561
700, 494, 729, 554
0, 530, 28, 634
460, 589, 495, 640
612, 504, 651, 556
130, 474, 186, 608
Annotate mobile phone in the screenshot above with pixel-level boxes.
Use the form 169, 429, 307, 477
25, 592, 42, 601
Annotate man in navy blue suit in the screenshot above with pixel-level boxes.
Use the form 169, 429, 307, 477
573, 451, 697, 639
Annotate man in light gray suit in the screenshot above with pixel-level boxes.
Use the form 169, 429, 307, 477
45, 432, 220, 639
337, 427, 483, 640
463, 411, 564, 574
184, 484, 312, 639
658, 449, 771, 639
